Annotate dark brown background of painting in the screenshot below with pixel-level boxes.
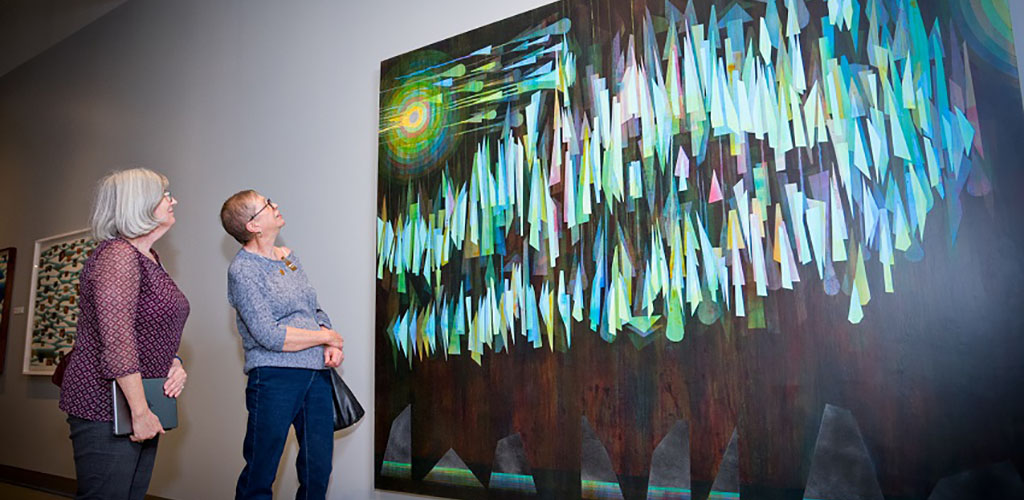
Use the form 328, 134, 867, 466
375, 1, 1024, 499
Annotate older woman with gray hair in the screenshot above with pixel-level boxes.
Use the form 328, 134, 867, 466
220, 190, 343, 500
58, 167, 190, 500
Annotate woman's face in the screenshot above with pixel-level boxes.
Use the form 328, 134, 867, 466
153, 190, 177, 230
250, 194, 285, 231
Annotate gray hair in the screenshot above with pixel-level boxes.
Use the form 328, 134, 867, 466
91, 168, 169, 240
220, 190, 260, 244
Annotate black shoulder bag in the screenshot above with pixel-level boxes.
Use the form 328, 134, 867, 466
329, 369, 364, 431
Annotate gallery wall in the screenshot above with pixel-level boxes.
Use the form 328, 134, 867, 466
0, 0, 549, 498
0, 1, 1023, 500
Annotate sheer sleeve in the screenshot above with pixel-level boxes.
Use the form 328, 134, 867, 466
228, 262, 288, 351
91, 241, 142, 379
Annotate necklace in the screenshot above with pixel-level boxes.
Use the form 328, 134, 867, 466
275, 247, 297, 274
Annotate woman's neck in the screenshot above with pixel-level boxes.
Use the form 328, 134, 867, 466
244, 232, 278, 259
126, 227, 165, 262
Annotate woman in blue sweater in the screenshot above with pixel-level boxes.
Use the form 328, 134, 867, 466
220, 190, 344, 500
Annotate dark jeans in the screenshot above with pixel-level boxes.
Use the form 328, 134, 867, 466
67, 415, 159, 500
235, 367, 334, 500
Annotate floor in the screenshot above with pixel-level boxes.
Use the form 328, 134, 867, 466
0, 481, 68, 499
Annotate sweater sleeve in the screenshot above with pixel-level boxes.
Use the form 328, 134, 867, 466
314, 301, 332, 330
91, 241, 142, 379
228, 261, 288, 351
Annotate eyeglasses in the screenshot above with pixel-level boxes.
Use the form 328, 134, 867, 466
248, 198, 272, 222
163, 191, 173, 200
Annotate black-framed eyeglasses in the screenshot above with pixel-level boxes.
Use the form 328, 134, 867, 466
249, 198, 272, 222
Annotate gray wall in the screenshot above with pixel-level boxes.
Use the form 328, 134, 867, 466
0, 0, 548, 498
0, 0, 128, 78
0, 1, 1021, 499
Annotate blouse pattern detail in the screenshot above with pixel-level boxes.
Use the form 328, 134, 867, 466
59, 238, 189, 421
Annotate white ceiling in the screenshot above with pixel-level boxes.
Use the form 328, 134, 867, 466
0, 0, 127, 78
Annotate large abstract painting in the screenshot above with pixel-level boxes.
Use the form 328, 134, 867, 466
376, 0, 1024, 498
23, 229, 96, 375
0, 247, 16, 374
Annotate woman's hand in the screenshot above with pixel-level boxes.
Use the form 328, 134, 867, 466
130, 408, 165, 443
164, 357, 187, 398
117, 373, 165, 442
320, 327, 344, 349
324, 346, 344, 368
282, 326, 344, 352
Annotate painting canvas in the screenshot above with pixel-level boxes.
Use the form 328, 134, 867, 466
376, 0, 1024, 498
23, 229, 97, 375
0, 247, 16, 374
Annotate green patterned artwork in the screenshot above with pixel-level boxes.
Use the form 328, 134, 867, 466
375, 0, 1024, 498
23, 230, 96, 375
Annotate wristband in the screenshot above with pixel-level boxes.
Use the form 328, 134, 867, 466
174, 354, 184, 365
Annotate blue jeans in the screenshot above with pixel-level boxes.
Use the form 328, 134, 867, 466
235, 367, 334, 500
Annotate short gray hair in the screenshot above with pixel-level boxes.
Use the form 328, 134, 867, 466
220, 190, 260, 244
91, 168, 169, 241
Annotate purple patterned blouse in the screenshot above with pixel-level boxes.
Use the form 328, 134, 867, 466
58, 238, 190, 421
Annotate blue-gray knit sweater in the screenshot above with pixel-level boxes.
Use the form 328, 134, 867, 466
227, 249, 333, 374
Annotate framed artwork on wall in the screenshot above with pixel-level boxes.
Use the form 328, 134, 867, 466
375, 0, 1024, 498
22, 229, 97, 375
0, 247, 17, 374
